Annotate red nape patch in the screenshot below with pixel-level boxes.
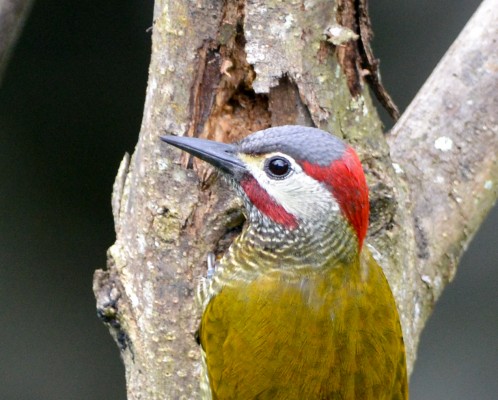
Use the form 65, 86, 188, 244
240, 177, 298, 229
301, 147, 369, 249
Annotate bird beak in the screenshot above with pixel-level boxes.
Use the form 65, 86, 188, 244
160, 135, 246, 177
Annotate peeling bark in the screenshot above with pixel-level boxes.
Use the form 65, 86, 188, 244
356, 0, 400, 120
93, 0, 498, 398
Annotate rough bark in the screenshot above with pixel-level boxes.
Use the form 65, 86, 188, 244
93, 0, 498, 398
388, 0, 498, 355
0, 0, 33, 84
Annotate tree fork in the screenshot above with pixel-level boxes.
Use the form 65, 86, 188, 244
93, 0, 498, 398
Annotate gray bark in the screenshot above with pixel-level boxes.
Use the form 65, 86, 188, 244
93, 0, 498, 398
388, 0, 498, 357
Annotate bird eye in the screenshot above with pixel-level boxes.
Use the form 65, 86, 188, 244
265, 157, 291, 179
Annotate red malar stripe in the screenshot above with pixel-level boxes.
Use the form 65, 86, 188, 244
240, 177, 298, 230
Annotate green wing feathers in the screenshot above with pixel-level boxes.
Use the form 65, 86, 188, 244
199, 252, 408, 399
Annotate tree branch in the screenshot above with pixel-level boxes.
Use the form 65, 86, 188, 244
389, 0, 498, 356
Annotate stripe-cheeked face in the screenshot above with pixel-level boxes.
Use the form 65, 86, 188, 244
236, 126, 369, 249
159, 125, 370, 250
239, 152, 340, 230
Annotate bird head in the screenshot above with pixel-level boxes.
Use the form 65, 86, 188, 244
161, 126, 369, 258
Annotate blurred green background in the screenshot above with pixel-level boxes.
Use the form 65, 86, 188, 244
0, 1, 496, 399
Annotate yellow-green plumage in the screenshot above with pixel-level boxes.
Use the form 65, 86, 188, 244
199, 245, 407, 399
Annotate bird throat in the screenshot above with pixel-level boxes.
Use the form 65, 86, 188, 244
197, 208, 360, 310
225, 206, 359, 276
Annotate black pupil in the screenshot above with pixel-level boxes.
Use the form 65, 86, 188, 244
268, 157, 290, 176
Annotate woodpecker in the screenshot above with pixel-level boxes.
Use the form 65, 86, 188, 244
161, 126, 408, 400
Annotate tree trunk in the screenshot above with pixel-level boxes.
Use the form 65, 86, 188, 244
93, 0, 498, 398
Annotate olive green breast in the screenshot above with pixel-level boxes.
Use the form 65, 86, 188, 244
199, 250, 407, 400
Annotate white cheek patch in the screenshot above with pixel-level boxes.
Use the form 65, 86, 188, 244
241, 153, 340, 222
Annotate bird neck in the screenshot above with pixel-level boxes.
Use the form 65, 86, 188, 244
227, 208, 360, 274
197, 205, 361, 308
